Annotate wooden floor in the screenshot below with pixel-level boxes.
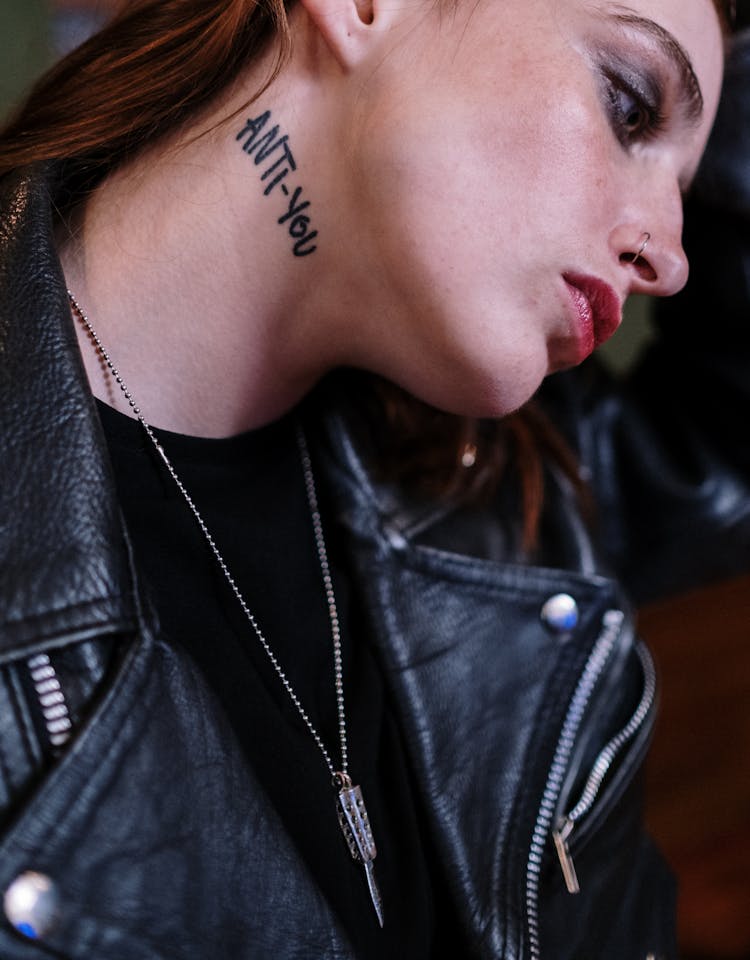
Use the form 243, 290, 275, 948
641, 574, 750, 959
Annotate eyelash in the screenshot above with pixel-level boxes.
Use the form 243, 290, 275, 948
604, 73, 666, 146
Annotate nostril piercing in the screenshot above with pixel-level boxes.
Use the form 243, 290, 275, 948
630, 232, 651, 262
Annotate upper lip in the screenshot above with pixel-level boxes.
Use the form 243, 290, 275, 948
562, 272, 622, 353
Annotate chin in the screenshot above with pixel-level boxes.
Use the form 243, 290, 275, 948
464, 356, 548, 418
403, 363, 545, 421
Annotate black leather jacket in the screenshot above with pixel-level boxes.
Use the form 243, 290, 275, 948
0, 34, 748, 960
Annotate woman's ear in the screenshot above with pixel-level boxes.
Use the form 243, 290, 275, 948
297, 0, 383, 70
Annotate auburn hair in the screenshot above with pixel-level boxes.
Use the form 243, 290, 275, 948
0, 0, 734, 549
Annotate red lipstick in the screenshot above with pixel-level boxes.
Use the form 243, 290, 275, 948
562, 273, 622, 362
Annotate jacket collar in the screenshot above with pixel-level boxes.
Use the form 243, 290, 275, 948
0, 165, 138, 662
0, 163, 415, 667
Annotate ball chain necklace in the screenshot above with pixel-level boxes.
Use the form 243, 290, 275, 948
67, 290, 384, 928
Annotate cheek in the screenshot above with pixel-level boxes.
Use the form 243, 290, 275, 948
341, 68, 614, 414
513, 93, 613, 217
354, 92, 538, 290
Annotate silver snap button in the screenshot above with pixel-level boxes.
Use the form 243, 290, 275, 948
3, 871, 59, 940
541, 593, 579, 633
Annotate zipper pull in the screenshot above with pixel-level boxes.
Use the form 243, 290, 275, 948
552, 818, 580, 894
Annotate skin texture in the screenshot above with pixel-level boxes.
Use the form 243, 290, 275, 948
60, 0, 724, 436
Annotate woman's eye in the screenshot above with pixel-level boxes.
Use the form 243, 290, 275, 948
605, 75, 665, 146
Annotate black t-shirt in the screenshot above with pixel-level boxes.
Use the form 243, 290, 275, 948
97, 400, 462, 958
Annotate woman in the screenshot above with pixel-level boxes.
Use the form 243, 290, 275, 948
0, 0, 746, 957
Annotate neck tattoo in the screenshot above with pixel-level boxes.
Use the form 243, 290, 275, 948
67, 290, 383, 928
236, 110, 318, 258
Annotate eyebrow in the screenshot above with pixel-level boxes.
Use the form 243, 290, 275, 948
610, 12, 704, 126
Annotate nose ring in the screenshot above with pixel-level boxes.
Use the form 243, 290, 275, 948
632, 232, 651, 261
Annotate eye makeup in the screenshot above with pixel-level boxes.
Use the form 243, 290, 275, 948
596, 50, 667, 146
603, 11, 704, 126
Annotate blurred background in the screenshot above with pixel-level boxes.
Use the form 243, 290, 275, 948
1, 1, 113, 117
1, 3, 748, 957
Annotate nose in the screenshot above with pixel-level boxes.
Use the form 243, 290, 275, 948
615, 228, 689, 296
610, 177, 689, 298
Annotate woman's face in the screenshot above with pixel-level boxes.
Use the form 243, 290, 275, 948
332, 0, 724, 416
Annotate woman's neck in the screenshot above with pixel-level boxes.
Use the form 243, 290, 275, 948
58, 70, 345, 437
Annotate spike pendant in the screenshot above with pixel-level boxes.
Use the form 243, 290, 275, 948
335, 775, 384, 927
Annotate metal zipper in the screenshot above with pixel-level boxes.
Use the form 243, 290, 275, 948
27, 653, 73, 750
525, 608, 624, 960
552, 640, 657, 894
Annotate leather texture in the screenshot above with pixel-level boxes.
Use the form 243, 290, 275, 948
0, 31, 748, 959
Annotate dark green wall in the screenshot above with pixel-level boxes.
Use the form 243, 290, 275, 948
0, 0, 51, 119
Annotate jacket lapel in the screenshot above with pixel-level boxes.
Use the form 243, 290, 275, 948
0, 166, 137, 661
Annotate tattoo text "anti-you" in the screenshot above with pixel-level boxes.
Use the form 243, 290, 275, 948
236, 111, 318, 258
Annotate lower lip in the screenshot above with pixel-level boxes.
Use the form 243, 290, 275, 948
563, 280, 595, 363
562, 275, 621, 363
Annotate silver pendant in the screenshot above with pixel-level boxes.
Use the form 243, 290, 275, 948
335, 774, 384, 928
